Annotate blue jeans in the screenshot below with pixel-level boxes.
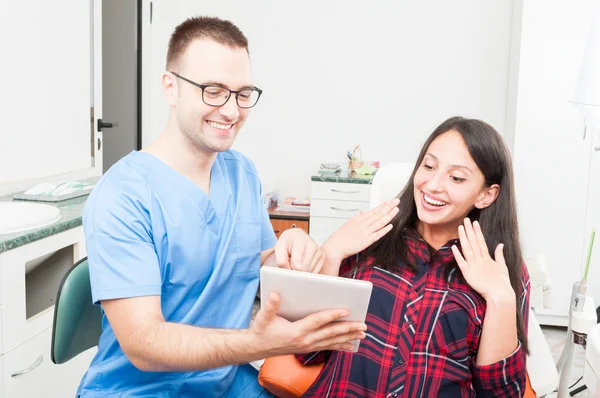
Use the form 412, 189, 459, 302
224, 364, 274, 398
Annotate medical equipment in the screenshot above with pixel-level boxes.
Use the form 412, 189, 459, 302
556, 229, 597, 397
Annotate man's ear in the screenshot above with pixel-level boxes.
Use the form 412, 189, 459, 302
474, 184, 500, 209
162, 72, 178, 106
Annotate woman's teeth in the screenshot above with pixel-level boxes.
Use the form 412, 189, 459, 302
424, 194, 447, 207
207, 121, 233, 130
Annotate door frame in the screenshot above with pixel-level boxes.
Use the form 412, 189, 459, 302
136, 0, 143, 151
93, 0, 103, 173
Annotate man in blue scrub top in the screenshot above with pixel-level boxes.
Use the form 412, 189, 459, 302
77, 16, 367, 397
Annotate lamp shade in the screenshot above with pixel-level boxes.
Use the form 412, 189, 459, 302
572, 0, 600, 127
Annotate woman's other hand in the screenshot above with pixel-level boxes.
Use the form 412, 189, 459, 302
451, 218, 514, 301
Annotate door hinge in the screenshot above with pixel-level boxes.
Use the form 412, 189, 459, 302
97, 138, 102, 151
150, 2, 153, 24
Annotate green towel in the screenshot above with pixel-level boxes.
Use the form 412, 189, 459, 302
357, 165, 376, 175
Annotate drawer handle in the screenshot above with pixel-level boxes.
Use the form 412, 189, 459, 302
330, 206, 360, 212
11, 355, 43, 378
330, 188, 360, 194
291, 224, 297, 228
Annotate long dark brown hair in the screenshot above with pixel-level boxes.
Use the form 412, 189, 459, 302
364, 116, 528, 354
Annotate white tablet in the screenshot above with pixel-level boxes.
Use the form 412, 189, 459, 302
260, 266, 373, 352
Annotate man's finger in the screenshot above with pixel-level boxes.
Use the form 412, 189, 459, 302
290, 240, 306, 270
257, 292, 281, 325
303, 241, 320, 272
310, 329, 366, 351
313, 253, 326, 274
297, 308, 352, 332
321, 342, 357, 352
274, 239, 291, 269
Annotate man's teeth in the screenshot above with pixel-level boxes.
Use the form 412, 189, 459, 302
207, 121, 233, 130
424, 194, 447, 206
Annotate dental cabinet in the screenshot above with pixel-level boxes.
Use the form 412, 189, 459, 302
0, 197, 95, 397
268, 207, 309, 239
309, 173, 374, 246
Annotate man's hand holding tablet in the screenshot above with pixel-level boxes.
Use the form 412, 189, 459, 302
258, 266, 373, 353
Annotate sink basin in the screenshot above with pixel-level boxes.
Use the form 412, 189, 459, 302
0, 202, 61, 235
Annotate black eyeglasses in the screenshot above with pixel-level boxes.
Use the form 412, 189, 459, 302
170, 72, 263, 109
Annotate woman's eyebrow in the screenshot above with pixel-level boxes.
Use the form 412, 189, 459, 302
425, 153, 473, 173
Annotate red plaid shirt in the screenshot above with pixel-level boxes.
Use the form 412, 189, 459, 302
296, 232, 530, 397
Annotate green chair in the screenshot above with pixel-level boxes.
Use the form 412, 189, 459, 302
51, 257, 103, 364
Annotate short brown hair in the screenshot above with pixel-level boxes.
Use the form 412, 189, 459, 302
166, 16, 249, 70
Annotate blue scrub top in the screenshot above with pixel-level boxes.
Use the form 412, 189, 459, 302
77, 150, 277, 397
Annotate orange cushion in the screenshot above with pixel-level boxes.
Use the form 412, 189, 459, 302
524, 371, 536, 398
258, 355, 323, 398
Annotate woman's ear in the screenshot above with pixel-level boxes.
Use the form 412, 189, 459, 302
474, 184, 500, 209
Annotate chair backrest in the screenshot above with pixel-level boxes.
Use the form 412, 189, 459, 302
369, 162, 414, 209
526, 308, 559, 395
51, 257, 102, 364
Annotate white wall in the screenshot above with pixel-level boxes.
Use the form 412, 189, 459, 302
143, 0, 517, 198
0, 1, 93, 186
512, 0, 597, 321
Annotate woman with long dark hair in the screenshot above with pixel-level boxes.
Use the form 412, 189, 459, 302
298, 116, 530, 397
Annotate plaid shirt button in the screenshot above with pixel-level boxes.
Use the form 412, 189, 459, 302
398, 358, 404, 365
